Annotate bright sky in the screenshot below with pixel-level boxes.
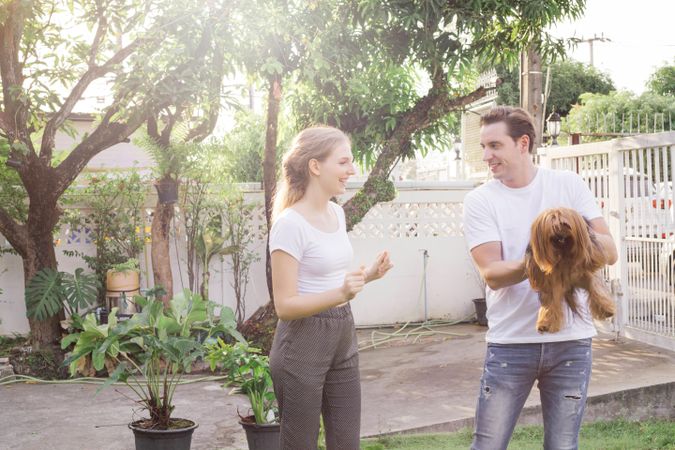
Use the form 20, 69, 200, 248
549, 0, 675, 94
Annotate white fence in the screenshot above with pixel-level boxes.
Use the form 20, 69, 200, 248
541, 131, 675, 351
0, 181, 483, 335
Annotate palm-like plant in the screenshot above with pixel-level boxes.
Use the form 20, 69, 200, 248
195, 227, 237, 300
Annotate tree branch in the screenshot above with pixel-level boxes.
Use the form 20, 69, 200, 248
0, 207, 29, 257
40, 36, 147, 162
185, 41, 226, 143
88, 9, 108, 67
0, 0, 29, 142
343, 72, 488, 230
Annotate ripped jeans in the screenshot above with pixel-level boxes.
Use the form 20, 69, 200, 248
471, 338, 592, 450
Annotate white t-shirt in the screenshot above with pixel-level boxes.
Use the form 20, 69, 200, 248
269, 201, 353, 295
463, 167, 604, 344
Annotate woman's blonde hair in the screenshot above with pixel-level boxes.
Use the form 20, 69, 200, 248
272, 126, 350, 222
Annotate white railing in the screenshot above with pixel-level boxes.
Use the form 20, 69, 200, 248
541, 131, 675, 351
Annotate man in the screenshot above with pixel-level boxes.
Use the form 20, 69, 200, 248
463, 106, 617, 450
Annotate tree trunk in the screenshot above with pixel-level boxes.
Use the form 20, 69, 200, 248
263, 73, 282, 301
520, 45, 543, 150
11, 186, 67, 373
23, 233, 63, 356
240, 73, 282, 351
151, 196, 175, 306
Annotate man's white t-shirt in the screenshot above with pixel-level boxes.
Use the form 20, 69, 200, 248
269, 201, 353, 295
463, 167, 604, 344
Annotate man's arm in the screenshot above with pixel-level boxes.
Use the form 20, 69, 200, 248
588, 217, 618, 265
470, 241, 527, 291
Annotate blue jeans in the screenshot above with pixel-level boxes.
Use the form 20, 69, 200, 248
471, 339, 593, 450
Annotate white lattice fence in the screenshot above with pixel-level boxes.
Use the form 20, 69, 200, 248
0, 182, 482, 334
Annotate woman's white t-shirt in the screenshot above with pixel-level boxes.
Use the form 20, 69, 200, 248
269, 201, 353, 295
463, 167, 604, 344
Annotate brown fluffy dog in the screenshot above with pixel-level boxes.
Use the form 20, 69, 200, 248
525, 207, 615, 333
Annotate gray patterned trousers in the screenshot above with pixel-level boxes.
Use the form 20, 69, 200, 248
270, 304, 361, 450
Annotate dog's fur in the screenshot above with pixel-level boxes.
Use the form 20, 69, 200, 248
524, 207, 615, 333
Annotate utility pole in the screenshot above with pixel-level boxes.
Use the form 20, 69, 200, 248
571, 33, 611, 67
520, 44, 543, 150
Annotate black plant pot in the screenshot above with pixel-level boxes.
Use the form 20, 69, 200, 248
239, 417, 280, 450
129, 419, 198, 450
154, 180, 179, 204
472, 298, 488, 326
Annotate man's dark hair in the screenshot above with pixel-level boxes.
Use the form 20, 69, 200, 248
480, 106, 536, 153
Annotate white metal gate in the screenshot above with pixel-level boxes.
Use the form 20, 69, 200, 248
541, 131, 675, 351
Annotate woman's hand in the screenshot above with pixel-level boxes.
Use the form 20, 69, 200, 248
364, 251, 394, 283
341, 269, 366, 301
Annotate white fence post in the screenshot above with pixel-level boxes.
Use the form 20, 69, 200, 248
607, 142, 628, 335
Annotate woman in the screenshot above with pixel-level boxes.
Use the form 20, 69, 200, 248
269, 125, 393, 449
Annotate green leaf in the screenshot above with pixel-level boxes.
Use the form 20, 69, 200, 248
96, 362, 129, 396
92, 348, 105, 371
61, 333, 80, 349
25, 268, 65, 320
61, 268, 100, 312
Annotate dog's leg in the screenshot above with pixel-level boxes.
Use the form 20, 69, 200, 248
587, 274, 615, 320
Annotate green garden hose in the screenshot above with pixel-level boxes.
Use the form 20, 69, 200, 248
0, 374, 227, 387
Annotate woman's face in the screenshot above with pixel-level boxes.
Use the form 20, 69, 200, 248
314, 141, 356, 196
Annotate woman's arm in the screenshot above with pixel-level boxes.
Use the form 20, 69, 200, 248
272, 251, 366, 320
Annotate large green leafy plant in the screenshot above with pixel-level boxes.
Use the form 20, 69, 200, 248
26, 268, 100, 324
206, 340, 277, 424
64, 289, 244, 429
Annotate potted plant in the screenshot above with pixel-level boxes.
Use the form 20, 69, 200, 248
64, 289, 244, 450
206, 340, 279, 450
106, 258, 141, 315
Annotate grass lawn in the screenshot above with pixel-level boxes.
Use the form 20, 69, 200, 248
360, 419, 675, 450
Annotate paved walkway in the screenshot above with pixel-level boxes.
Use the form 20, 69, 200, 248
2, 324, 675, 449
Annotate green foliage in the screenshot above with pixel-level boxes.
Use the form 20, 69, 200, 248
647, 60, 675, 96
215, 109, 292, 183
360, 419, 675, 450
496, 59, 615, 117
26, 268, 100, 321
195, 222, 237, 301
110, 258, 140, 273
134, 126, 196, 181
222, 194, 261, 325
286, 0, 584, 170
206, 340, 277, 424
566, 90, 675, 137
62, 172, 146, 300
63, 289, 244, 429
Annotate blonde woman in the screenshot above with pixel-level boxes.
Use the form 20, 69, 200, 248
269, 126, 393, 449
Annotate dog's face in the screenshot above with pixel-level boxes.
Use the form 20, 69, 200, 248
529, 208, 592, 274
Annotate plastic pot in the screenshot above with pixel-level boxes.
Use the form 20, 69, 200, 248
128, 419, 198, 450
239, 417, 280, 450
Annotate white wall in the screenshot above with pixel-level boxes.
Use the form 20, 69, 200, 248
0, 181, 483, 335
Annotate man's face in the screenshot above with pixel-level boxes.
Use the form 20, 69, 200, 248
479, 121, 529, 185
